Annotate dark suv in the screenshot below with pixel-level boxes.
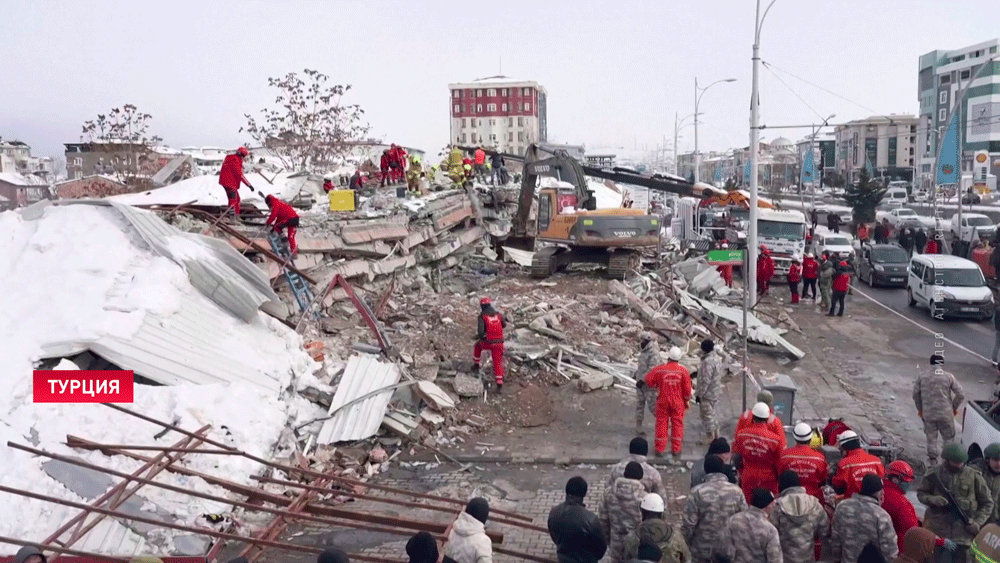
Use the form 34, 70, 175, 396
858, 243, 910, 287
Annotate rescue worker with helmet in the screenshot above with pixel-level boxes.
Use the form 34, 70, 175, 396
264, 195, 300, 258
473, 298, 507, 394
970, 442, 1000, 525
322, 173, 335, 193
883, 460, 919, 553
379, 149, 392, 187
917, 443, 994, 562
831, 430, 884, 499
716, 242, 734, 287
779, 422, 829, 505
218, 146, 254, 218
735, 390, 786, 449
757, 245, 775, 296
828, 257, 853, 317
734, 402, 784, 503
406, 155, 424, 195
644, 347, 692, 463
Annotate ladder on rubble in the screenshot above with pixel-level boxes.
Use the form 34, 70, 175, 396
266, 230, 319, 319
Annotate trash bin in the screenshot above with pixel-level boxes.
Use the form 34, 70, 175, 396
762, 373, 797, 427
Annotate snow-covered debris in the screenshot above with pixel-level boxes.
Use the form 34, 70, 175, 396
107, 171, 308, 208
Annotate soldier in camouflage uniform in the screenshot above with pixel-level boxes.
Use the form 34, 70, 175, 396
913, 353, 965, 464
696, 339, 723, 443
722, 488, 782, 563
634, 332, 662, 435
600, 461, 646, 563
830, 474, 898, 563
682, 455, 747, 563
607, 437, 666, 501
917, 443, 994, 562
970, 443, 1000, 525
622, 493, 691, 563
770, 471, 828, 563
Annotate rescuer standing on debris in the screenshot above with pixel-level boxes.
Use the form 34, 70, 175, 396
474, 146, 488, 184
264, 195, 300, 258
380, 150, 392, 187
219, 146, 254, 218
757, 245, 775, 296
323, 174, 335, 193
696, 339, 723, 444
645, 347, 692, 463
633, 332, 662, 436
913, 353, 965, 466
473, 297, 507, 394
716, 242, 734, 287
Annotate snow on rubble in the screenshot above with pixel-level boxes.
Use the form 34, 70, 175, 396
0, 202, 324, 546
108, 171, 307, 207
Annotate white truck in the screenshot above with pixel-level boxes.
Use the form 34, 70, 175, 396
758, 209, 807, 281
961, 398, 1000, 462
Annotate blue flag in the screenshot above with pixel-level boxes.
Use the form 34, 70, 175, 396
715, 164, 722, 182
744, 159, 751, 184
801, 149, 815, 185
865, 154, 875, 179
936, 109, 960, 185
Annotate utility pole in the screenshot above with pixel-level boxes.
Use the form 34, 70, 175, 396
674, 113, 680, 176
694, 77, 737, 185
749, 0, 776, 311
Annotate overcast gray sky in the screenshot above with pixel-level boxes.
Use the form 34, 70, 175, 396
2, 0, 998, 161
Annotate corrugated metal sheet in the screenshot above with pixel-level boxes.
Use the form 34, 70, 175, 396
317, 354, 401, 444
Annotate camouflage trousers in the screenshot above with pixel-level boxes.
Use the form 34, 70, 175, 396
699, 399, 719, 439
636, 386, 657, 428
924, 417, 956, 461
819, 284, 832, 309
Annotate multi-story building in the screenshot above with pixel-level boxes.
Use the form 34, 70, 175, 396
64, 140, 152, 180
833, 115, 918, 183
917, 39, 1000, 183
448, 76, 547, 156
0, 140, 54, 179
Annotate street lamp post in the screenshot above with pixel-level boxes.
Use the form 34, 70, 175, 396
803, 114, 836, 211
674, 112, 696, 176
694, 77, 737, 184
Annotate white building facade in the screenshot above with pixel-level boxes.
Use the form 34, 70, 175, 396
448, 76, 548, 156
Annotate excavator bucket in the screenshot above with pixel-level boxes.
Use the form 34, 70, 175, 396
501, 234, 535, 253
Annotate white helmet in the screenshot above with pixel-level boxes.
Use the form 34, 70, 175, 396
668, 347, 683, 361
793, 422, 813, 441
751, 402, 770, 418
324, 173, 334, 180
640, 493, 664, 513
837, 430, 860, 446
805, 252, 814, 258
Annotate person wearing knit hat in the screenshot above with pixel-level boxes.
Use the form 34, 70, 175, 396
723, 488, 781, 563
918, 442, 994, 557
734, 390, 786, 449
14, 547, 46, 563
405, 532, 439, 563
778, 421, 829, 503
628, 541, 663, 563
607, 436, 665, 500
443, 498, 492, 563
602, 462, 647, 562
831, 474, 898, 563
696, 337, 724, 445
684, 455, 748, 563
691, 436, 737, 487
548, 476, 607, 563
771, 470, 828, 563
316, 548, 350, 563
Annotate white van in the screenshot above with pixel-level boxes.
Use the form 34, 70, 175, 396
885, 188, 908, 206
906, 254, 994, 320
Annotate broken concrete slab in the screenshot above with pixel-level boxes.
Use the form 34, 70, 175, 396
415, 380, 456, 411
578, 371, 614, 392
453, 373, 485, 397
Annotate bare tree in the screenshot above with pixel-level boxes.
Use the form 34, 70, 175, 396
50, 156, 66, 181
241, 69, 370, 171
81, 104, 163, 187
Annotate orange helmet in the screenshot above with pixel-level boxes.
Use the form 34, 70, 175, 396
480, 297, 491, 305
887, 460, 914, 482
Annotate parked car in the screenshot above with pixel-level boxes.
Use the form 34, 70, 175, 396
857, 243, 909, 287
912, 189, 930, 203
885, 208, 925, 230
813, 228, 856, 261
950, 213, 996, 242
906, 254, 994, 320
963, 193, 983, 205
885, 187, 908, 207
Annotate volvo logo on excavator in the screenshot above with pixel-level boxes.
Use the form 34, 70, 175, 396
531, 165, 551, 173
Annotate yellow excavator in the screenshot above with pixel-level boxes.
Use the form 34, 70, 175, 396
465, 144, 724, 278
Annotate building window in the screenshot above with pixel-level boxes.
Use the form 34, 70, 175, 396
462, 118, 467, 128
453, 90, 460, 98
518, 117, 524, 126
476, 89, 482, 97
940, 90, 948, 104
453, 104, 460, 114
476, 104, 483, 112
509, 132, 513, 141
508, 117, 513, 126
487, 103, 496, 111
992, 47, 998, 54
518, 132, 524, 141
490, 134, 497, 141
939, 109, 947, 122
502, 88, 507, 96
888, 137, 897, 164
941, 74, 951, 85
487, 89, 496, 96
961, 69, 971, 80
502, 103, 507, 111
524, 102, 531, 112
73, 157, 82, 166
522, 88, 530, 96
461, 134, 467, 143
490, 119, 495, 125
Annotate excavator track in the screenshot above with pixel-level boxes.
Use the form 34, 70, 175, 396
530, 252, 556, 279
607, 251, 639, 280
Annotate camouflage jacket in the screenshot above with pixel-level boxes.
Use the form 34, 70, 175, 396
600, 477, 646, 563
769, 486, 828, 563
634, 340, 662, 381
722, 506, 782, 563
696, 351, 723, 403
912, 367, 964, 420
830, 494, 898, 563
622, 517, 691, 563
917, 464, 994, 544
819, 260, 835, 287
970, 458, 1000, 524
607, 455, 666, 501
682, 473, 747, 562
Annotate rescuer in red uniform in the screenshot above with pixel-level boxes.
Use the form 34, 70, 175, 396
644, 347, 692, 463
734, 401, 783, 503
734, 390, 786, 449
801, 252, 819, 301
380, 150, 392, 187
473, 297, 507, 393
264, 195, 300, 257
779, 422, 828, 504
831, 430, 885, 499
882, 460, 919, 553
219, 146, 254, 217
717, 242, 734, 287
757, 245, 775, 296
788, 255, 802, 304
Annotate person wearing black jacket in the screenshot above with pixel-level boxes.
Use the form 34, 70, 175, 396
914, 228, 928, 255
548, 476, 607, 563
489, 153, 506, 186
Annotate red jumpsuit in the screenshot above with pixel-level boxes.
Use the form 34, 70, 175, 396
882, 477, 919, 553
831, 448, 885, 498
757, 254, 775, 295
380, 152, 392, 186
265, 197, 300, 255
778, 444, 828, 503
219, 154, 251, 214
645, 361, 692, 455
802, 256, 819, 300
474, 311, 506, 385
734, 422, 783, 503
323, 180, 334, 193
926, 239, 939, 254
788, 262, 802, 303
717, 264, 733, 287
734, 409, 786, 449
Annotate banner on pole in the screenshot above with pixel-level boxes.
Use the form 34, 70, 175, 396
801, 148, 815, 185
936, 109, 961, 185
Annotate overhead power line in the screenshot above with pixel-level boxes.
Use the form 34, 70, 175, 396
761, 60, 880, 116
